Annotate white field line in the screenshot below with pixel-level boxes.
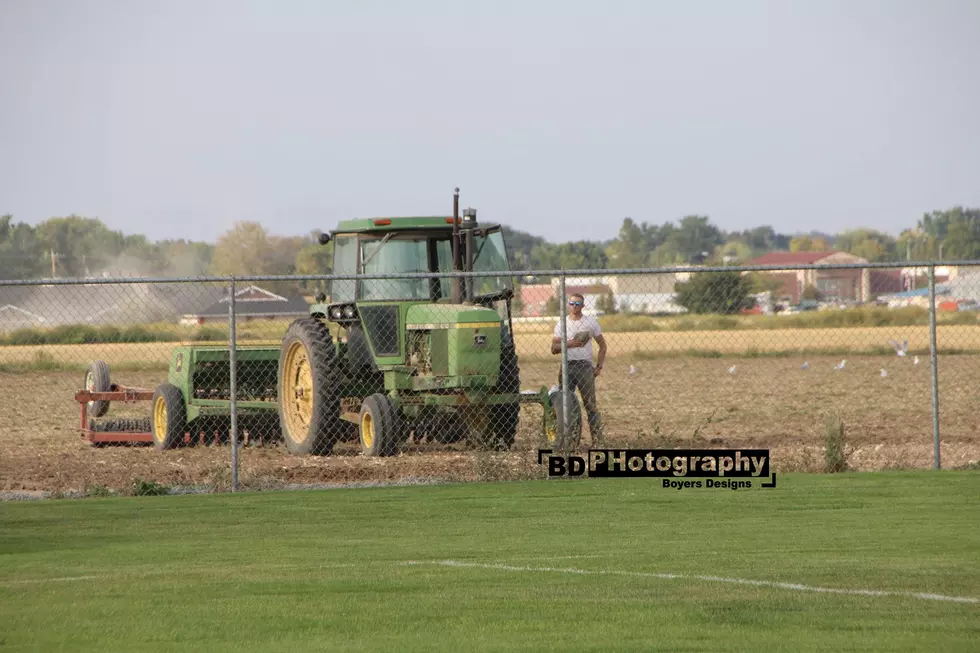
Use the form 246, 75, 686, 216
401, 560, 980, 606
0, 562, 362, 588
1, 575, 99, 585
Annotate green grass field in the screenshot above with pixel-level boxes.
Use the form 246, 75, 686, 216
2, 472, 979, 652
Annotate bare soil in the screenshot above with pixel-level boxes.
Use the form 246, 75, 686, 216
2, 352, 977, 495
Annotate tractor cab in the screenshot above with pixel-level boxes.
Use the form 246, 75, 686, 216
316, 213, 513, 312
308, 190, 518, 374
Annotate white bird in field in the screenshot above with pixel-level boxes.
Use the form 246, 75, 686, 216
913, 356, 920, 366
835, 359, 847, 370
629, 364, 638, 376
881, 368, 888, 377
801, 361, 809, 371
889, 339, 908, 357
728, 365, 737, 374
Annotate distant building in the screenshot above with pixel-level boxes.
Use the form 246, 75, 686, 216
544, 270, 697, 315
742, 251, 902, 304
518, 284, 556, 317
178, 285, 310, 326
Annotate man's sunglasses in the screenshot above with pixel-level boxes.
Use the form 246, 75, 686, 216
568, 301, 583, 306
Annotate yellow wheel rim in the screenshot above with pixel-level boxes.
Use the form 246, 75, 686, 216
153, 395, 167, 444
282, 340, 313, 444
361, 411, 375, 450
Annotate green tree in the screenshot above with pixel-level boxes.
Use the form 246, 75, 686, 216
833, 228, 897, 262
294, 231, 334, 294
501, 226, 548, 270
605, 218, 648, 268
157, 239, 214, 277
210, 221, 274, 277
789, 235, 831, 253
714, 240, 753, 264
665, 215, 725, 263
0, 215, 45, 280
34, 215, 131, 277
675, 270, 756, 314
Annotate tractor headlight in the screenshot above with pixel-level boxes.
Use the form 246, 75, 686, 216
343, 306, 355, 318
330, 307, 343, 319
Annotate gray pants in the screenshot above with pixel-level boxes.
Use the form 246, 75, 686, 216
559, 360, 604, 444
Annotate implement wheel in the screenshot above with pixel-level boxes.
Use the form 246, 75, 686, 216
151, 383, 187, 450
278, 318, 344, 456
547, 388, 582, 450
359, 394, 402, 457
84, 360, 111, 418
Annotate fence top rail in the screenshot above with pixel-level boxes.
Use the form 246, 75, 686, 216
2, 260, 980, 287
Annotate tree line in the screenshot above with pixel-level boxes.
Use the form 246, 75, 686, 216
2, 206, 978, 292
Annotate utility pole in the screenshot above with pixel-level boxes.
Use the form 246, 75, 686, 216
50, 248, 57, 278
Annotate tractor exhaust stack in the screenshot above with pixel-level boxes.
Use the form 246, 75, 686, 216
452, 187, 463, 304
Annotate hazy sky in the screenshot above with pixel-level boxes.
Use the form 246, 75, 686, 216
2, 0, 979, 245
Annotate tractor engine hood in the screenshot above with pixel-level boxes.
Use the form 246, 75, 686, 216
404, 304, 501, 331
405, 304, 502, 383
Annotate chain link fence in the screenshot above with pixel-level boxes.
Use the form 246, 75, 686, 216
1, 261, 978, 497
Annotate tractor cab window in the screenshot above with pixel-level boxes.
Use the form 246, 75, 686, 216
330, 234, 358, 302
358, 236, 431, 301
471, 230, 512, 298
434, 238, 455, 299
329, 227, 512, 303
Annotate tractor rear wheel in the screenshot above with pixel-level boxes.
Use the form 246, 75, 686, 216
359, 393, 402, 457
487, 326, 520, 450
278, 318, 345, 456
84, 360, 112, 418
151, 383, 187, 450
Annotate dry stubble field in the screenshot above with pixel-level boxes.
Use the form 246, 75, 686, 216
1, 322, 979, 494
3, 323, 980, 366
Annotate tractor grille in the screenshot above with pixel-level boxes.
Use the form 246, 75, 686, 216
359, 306, 400, 356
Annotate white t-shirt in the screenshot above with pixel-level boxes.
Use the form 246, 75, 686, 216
554, 314, 602, 362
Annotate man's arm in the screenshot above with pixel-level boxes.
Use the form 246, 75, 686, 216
593, 315, 607, 376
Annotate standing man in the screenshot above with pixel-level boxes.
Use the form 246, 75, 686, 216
551, 293, 606, 445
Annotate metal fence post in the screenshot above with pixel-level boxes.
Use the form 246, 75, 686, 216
229, 277, 239, 491
928, 264, 941, 470
559, 271, 570, 446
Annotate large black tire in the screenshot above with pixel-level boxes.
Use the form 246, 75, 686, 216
358, 393, 403, 457
84, 360, 111, 418
151, 383, 187, 451
278, 318, 345, 456
487, 326, 520, 450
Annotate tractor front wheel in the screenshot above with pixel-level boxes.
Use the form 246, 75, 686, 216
151, 383, 187, 450
359, 394, 402, 457
278, 318, 345, 456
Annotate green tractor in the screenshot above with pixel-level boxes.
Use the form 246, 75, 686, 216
81, 189, 582, 455
276, 188, 580, 457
